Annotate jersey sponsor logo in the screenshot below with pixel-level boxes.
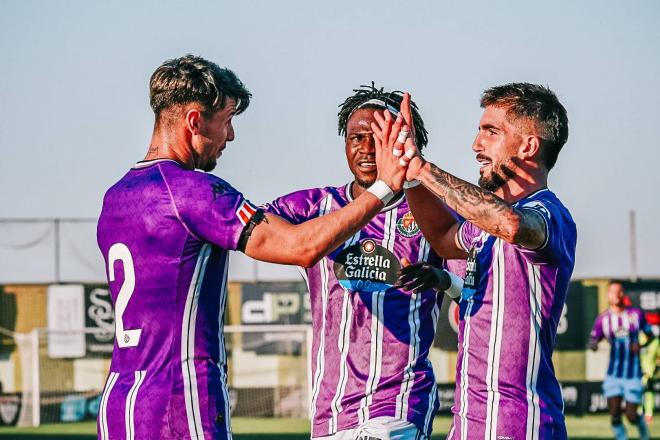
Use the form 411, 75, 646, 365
396, 211, 420, 237
462, 232, 489, 301
236, 200, 257, 226
333, 239, 400, 292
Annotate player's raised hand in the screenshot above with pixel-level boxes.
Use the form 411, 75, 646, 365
371, 109, 407, 193
399, 92, 426, 182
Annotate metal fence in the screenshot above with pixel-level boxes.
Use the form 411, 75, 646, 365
0, 218, 299, 284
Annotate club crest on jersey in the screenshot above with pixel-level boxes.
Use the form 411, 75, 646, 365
395, 211, 420, 237
333, 239, 400, 292
236, 200, 257, 226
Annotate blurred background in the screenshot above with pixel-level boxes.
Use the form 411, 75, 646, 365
1, 0, 659, 438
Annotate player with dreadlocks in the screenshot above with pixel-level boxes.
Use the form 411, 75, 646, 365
264, 83, 463, 440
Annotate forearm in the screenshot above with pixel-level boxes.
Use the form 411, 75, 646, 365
290, 192, 383, 266
417, 161, 535, 245
245, 191, 383, 267
405, 184, 464, 258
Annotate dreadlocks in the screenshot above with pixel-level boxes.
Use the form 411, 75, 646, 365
337, 82, 429, 150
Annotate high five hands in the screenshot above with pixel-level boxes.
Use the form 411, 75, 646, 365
371, 92, 427, 186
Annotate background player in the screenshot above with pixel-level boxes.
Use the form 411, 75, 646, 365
96, 56, 406, 440
589, 280, 652, 440
374, 84, 576, 439
264, 84, 461, 440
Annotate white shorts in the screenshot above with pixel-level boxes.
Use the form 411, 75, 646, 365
313, 416, 425, 440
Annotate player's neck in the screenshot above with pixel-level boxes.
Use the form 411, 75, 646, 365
146, 129, 194, 169
609, 304, 625, 314
494, 175, 548, 204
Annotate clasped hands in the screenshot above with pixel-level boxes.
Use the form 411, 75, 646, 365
371, 92, 425, 193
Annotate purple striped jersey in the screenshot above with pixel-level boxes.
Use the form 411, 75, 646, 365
448, 188, 577, 440
264, 184, 444, 439
590, 308, 648, 379
96, 159, 255, 440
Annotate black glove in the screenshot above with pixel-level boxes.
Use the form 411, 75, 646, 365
395, 262, 450, 294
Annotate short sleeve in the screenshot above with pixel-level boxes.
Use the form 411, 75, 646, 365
515, 197, 577, 264
457, 221, 480, 252
263, 188, 338, 225
589, 315, 603, 343
164, 169, 255, 251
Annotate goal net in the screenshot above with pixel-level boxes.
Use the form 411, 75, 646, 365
1, 324, 312, 427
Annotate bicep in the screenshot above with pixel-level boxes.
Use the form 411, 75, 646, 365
513, 208, 548, 250
429, 222, 467, 259
243, 213, 302, 265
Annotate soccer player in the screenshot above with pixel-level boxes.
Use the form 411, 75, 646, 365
264, 84, 462, 440
96, 56, 406, 440
373, 84, 577, 439
589, 280, 651, 440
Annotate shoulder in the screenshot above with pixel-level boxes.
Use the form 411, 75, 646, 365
268, 185, 346, 210
522, 189, 575, 226
158, 164, 242, 198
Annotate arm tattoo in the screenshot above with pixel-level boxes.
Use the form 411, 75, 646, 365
423, 163, 546, 248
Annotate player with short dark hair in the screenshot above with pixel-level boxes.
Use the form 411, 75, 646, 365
96, 56, 407, 440
265, 84, 461, 440
590, 280, 651, 440
373, 83, 576, 439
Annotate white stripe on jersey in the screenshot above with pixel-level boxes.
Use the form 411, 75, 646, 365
217, 253, 232, 438
182, 244, 211, 439
329, 233, 361, 433
603, 313, 610, 339
125, 370, 146, 440
525, 263, 543, 440
359, 208, 397, 423
99, 371, 119, 440
310, 194, 334, 427
459, 300, 474, 439
396, 236, 430, 419
485, 239, 505, 440
622, 312, 631, 375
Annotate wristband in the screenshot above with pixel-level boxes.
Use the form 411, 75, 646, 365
403, 179, 421, 189
445, 271, 464, 299
366, 179, 395, 205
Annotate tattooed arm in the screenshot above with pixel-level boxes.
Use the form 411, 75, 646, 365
410, 158, 547, 250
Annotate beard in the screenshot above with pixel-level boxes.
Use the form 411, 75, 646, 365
201, 158, 217, 172
478, 162, 515, 192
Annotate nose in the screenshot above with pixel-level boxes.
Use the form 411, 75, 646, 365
361, 135, 376, 153
471, 132, 483, 153
227, 122, 235, 142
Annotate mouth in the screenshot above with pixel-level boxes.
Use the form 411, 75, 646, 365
476, 154, 491, 173
357, 160, 377, 172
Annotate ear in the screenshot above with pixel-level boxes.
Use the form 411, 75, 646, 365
520, 135, 541, 160
185, 108, 203, 135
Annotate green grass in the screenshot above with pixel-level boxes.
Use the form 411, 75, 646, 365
0, 415, 658, 439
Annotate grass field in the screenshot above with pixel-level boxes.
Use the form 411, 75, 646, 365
0, 415, 658, 439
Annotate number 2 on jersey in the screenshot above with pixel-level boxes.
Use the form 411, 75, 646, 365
108, 243, 142, 348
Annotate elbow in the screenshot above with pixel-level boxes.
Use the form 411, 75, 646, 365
499, 212, 522, 244
294, 244, 323, 268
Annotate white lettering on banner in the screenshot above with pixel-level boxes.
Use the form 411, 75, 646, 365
241, 292, 304, 324
88, 288, 114, 342
640, 291, 660, 310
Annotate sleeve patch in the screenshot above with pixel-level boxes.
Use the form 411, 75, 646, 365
521, 200, 551, 219
236, 200, 257, 226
